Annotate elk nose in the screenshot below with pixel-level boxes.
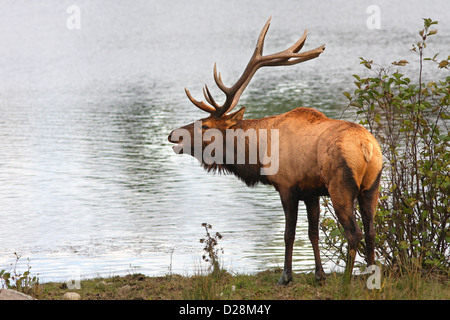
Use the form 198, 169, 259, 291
168, 131, 174, 142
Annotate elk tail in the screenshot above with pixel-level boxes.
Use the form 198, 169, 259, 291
361, 142, 374, 163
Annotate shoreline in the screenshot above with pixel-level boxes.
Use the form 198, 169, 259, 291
6, 268, 447, 300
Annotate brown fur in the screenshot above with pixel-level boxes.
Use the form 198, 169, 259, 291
168, 20, 380, 284
169, 106, 382, 284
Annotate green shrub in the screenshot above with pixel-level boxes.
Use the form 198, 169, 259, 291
321, 18, 449, 274
1, 252, 40, 296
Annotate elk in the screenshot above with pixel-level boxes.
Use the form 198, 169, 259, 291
168, 18, 382, 285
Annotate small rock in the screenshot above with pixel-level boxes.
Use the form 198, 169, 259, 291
118, 284, 132, 295
63, 292, 81, 300
0, 289, 36, 300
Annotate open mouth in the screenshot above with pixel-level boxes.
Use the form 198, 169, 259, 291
168, 135, 184, 154
172, 142, 184, 154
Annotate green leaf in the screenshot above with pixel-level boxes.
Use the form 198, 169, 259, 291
343, 92, 351, 100
438, 60, 448, 68
423, 18, 432, 27
350, 100, 363, 108
392, 60, 409, 66
399, 241, 409, 250
330, 228, 342, 239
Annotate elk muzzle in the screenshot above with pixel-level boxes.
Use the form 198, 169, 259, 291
168, 129, 185, 154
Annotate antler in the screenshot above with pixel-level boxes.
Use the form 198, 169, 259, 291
185, 17, 325, 118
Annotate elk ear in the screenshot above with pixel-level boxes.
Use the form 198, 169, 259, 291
228, 107, 246, 122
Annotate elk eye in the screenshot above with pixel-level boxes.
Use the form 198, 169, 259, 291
202, 124, 209, 130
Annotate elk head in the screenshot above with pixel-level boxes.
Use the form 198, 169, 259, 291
168, 17, 325, 165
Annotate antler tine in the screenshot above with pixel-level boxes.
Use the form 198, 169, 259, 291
185, 88, 217, 113
260, 29, 311, 64
253, 17, 272, 58
288, 44, 326, 64
289, 29, 308, 54
203, 84, 220, 108
213, 62, 229, 94
202, 86, 213, 105
263, 44, 326, 67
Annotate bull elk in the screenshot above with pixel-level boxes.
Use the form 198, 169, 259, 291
168, 18, 382, 285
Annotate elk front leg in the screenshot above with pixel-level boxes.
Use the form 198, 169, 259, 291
305, 197, 326, 282
277, 188, 299, 286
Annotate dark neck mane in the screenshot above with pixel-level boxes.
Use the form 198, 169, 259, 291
201, 162, 271, 187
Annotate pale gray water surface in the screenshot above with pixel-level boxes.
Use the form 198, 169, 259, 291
0, 0, 449, 282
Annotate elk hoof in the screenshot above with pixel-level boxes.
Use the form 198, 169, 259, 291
277, 271, 293, 286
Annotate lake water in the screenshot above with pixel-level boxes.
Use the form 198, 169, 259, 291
0, 0, 448, 283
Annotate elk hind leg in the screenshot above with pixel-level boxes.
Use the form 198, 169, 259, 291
338, 205, 362, 283
329, 181, 362, 283
358, 171, 381, 266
